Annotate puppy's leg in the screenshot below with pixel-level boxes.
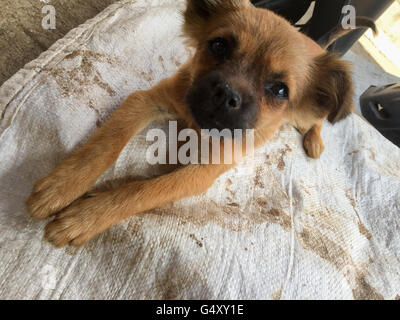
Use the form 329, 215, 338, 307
289, 108, 325, 159
45, 162, 234, 247
27, 79, 176, 220
303, 123, 325, 159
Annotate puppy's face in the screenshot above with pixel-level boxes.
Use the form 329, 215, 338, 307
183, 0, 353, 132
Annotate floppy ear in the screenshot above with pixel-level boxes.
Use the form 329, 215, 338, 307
309, 53, 354, 123
183, 0, 250, 44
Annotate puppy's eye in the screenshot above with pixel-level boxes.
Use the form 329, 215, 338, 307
209, 37, 229, 58
265, 82, 289, 100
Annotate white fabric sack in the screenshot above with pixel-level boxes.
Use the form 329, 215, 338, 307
0, 0, 399, 300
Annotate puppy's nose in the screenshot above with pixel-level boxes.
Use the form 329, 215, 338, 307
213, 83, 242, 110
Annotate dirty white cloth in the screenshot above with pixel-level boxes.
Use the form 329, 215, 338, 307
0, 0, 399, 300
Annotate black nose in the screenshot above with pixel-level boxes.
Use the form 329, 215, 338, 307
213, 83, 242, 110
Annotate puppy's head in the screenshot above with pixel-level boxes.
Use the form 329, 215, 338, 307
183, 0, 353, 132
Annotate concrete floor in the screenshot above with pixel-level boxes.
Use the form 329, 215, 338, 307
0, 0, 119, 86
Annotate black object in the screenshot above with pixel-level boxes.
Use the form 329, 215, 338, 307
251, 0, 313, 25
360, 84, 400, 147
252, 0, 394, 55
313, 0, 394, 54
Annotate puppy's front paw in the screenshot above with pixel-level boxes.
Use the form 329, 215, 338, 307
44, 196, 112, 247
27, 177, 65, 220
26, 171, 80, 220
303, 128, 325, 159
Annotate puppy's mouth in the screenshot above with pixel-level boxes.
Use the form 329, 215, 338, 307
191, 110, 232, 132
185, 72, 257, 132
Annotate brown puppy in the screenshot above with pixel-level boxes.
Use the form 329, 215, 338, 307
26, 0, 354, 247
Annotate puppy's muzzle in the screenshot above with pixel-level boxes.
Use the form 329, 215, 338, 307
213, 83, 242, 110
186, 71, 257, 132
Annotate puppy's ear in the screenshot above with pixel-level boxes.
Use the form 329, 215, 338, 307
183, 0, 249, 44
309, 53, 354, 124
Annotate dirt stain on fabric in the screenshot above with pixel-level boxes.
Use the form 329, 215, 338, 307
189, 234, 203, 248
347, 150, 360, 156
254, 167, 265, 189
158, 55, 166, 70
347, 147, 376, 161
264, 143, 292, 171
345, 190, 372, 240
298, 228, 383, 300
225, 178, 235, 197
65, 246, 80, 256
87, 99, 103, 127
149, 194, 289, 233
272, 288, 282, 300
140, 71, 154, 82
277, 144, 292, 171
260, 207, 291, 232
50, 50, 116, 98
171, 57, 182, 68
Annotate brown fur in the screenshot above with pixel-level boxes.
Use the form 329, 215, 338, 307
26, 0, 355, 247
